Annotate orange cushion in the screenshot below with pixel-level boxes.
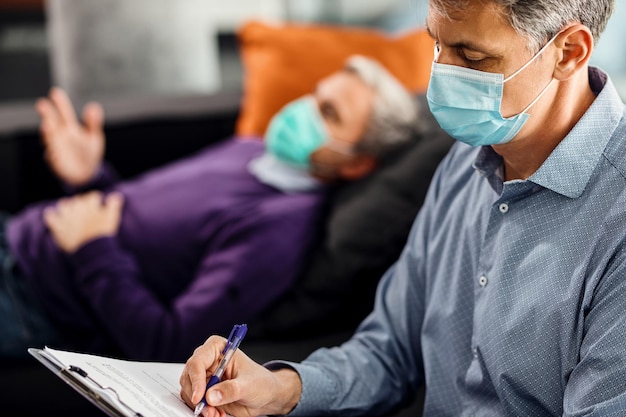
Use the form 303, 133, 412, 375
235, 20, 435, 137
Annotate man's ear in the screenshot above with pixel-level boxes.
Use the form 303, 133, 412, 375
553, 24, 594, 81
338, 155, 378, 180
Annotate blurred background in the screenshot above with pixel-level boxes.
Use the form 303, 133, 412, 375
1, 0, 433, 214
0, 0, 425, 104
1, 0, 621, 105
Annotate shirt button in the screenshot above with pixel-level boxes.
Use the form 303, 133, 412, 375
499, 203, 509, 213
472, 348, 478, 358
479, 275, 488, 287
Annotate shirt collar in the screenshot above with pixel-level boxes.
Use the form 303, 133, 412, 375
248, 152, 323, 193
474, 67, 624, 198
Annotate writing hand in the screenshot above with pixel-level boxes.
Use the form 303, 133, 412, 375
180, 335, 302, 417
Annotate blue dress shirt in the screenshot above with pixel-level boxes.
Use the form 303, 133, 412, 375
283, 68, 626, 416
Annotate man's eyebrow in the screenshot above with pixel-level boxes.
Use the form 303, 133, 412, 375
425, 22, 500, 56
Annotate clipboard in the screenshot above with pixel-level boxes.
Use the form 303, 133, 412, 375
28, 348, 144, 417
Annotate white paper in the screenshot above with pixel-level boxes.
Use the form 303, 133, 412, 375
44, 347, 192, 417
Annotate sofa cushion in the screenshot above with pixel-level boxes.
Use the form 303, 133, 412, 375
235, 20, 435, 137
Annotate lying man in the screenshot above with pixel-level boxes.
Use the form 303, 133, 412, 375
0, 55, 419, 361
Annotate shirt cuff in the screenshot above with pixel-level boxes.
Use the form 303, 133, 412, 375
264, 360, 338, 416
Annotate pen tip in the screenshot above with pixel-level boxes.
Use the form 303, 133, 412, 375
194, 402, 204, 417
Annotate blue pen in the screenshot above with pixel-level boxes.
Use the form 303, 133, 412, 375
194, 324, 248, 417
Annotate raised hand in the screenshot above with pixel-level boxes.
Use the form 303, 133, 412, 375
35, 87, 105, 187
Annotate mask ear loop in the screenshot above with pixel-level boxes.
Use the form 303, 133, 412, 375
433, 44, 441, 63
518, 78, 556, 114
503, 32, 560, 83
504, 32, 562, 115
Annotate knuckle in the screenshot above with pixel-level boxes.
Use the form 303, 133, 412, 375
208, 335, 227, 345
192, 346, 204, 357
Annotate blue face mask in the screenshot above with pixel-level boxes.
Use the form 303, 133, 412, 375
265, 95, 329, 168
426, 34, 557, 147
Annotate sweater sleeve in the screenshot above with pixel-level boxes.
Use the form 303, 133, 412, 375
68, 201, 321, 361
61, 162, 120, 195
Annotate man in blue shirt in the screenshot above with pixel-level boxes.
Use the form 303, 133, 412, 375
180, 1, 626, 416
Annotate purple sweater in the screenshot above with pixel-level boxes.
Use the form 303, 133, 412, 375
7, 138, 327, 361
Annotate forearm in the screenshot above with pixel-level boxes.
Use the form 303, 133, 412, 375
70, 237, 198, 360
70, 236, 274, 360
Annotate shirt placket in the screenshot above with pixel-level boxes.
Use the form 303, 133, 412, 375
462, 182, 526, 416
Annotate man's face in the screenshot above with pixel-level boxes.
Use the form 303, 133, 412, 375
309, 69, 375, 172
426, 1, 557, 119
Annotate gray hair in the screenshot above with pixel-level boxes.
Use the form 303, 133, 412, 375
344, 55, 420, 156
431, 0, 615, 53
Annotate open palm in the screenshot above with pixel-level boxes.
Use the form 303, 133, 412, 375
35, 87, 105, 187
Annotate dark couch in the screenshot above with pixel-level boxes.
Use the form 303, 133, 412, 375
0, 91, 454, 417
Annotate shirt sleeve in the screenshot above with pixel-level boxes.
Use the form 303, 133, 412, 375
281, 240, 422, 416
68, 202, 321, 361
562, 244, 626, 416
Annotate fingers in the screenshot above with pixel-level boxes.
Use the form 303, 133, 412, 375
36, 88, 74, 149
104, 191, 124, 215
200, 407, 224, 417
46, 192, 98, 215
76, 191, 124, 220
212, 408, 227, 417
35, 97, 61, 143
179, 385, 193, 408
43, 204, 61, 233
76, 190, 102, 208
189, 361, 215, 403
207, 380, 237, 407
103, 192, 125, 231
180, 336, 227, 404
82, 102, 105, 135
49, 87, 79, 126
42, 195, 75, 235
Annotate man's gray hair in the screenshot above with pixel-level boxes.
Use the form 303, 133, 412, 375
344, 55, 420, 156
431, 0, 615, 53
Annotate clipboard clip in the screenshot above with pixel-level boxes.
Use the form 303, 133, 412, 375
64, 364, 145, 417
69, 365, 88, 377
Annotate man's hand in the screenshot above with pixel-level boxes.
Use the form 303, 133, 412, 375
35, 87, 106, 187
43, 191, 124, 253
180, 336, 302, 417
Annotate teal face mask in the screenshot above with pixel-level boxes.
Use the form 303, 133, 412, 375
265, 96, 329, 168
426, 34, 557, 147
